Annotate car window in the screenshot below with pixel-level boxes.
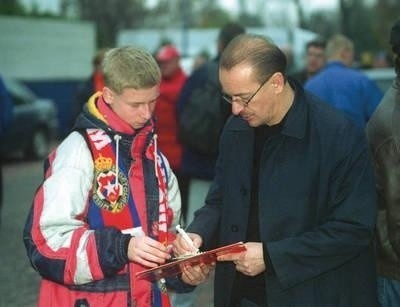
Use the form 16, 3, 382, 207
3, 78, 36, 106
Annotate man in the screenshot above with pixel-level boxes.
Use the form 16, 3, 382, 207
305, 34, 382, 129
366, 19, 400, 307
174, 34, 378, 306
154, 44, 188, 222
23, 46, 209, 307
291, 38, 326, 84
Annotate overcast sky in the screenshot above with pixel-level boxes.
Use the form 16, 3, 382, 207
221, 0, 336, 13
20, 0, 338, 16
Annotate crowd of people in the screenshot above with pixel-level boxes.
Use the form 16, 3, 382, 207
19, 18, 400, 307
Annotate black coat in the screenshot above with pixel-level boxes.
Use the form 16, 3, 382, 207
188, 81, 378, 306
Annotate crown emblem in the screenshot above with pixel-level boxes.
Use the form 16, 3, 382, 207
94, 154, 113, 171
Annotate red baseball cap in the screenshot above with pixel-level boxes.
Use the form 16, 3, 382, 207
156, 45, 180, 61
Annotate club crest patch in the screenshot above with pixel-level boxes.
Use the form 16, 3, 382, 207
93, 154, 128, 213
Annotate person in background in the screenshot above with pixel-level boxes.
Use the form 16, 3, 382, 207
366, 19, 400, 307
373, 50, 392, 68
177, 22, 245, 226
154, 44, 188, 224
305, 34, 383, 129
70, 48, 109, 129
174, 33, 378, 307
23, 46, 210, 307
0, 74, 13, 226
281, 45, 296, 75
192, 50, 210, 72
291, 38, 326, 84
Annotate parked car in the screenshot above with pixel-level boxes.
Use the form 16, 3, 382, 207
363, 67, 396, 93
0, 78, 59, 160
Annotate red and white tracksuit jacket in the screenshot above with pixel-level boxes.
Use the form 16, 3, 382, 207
23, 93, 193, 307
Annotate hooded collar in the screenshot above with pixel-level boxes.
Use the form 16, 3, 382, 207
76, 92, 154, 136
96, 94, 136, 134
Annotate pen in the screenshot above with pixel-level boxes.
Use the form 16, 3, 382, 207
176, 224, 199, 253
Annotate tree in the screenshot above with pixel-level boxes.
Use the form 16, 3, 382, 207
306, 10, 339, 39
0, 0, 25, 15
293, 0, 306, 29
75, 0, 148, 48
237, 12, 263, 27
374, 0, 400, 55
336, 0, 399, 61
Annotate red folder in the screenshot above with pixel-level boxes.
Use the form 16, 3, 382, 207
136, 242, 246, 282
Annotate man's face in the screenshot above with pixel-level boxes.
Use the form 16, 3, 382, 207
306, 46, 326, 75
104, 85, 159, 129
220, 64, 283, 127
158, 58, 179, 78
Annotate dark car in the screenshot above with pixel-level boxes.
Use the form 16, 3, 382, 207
0, 78, 59, 160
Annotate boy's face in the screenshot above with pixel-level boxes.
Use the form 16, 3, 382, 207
103, 85, 159, 129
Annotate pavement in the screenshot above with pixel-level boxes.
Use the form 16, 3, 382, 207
0, 159, 214, 307
0, 160, 42, 307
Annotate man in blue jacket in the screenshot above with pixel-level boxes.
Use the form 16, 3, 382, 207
305, 34, 382, 129
174, 34, 378, 306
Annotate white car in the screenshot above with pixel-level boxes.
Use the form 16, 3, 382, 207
363, 67, 396, 92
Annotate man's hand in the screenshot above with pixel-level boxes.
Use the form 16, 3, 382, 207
127, 236, 171, 268
172, 232, 202, 256
181, 262, 215, 286
173, 232, 214, 285
217, 242, 265, 276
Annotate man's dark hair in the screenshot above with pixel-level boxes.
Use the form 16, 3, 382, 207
306, 38, 326, 51
220, 34, 287, 83
218, 22, 246, 49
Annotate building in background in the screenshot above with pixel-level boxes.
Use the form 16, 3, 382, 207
0, 16, 96, 137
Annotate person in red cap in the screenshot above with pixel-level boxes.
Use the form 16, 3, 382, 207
154, 44, 189, 222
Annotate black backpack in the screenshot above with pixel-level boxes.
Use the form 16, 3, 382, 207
178, 61, 228, 156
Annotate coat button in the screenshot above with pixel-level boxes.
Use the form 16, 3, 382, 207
231, 225, 239, 232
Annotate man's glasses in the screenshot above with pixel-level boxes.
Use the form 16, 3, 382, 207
221, 76, 270, 107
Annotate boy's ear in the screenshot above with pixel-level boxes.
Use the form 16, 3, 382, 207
102, 87, 113, 104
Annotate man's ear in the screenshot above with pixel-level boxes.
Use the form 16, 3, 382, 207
271, 72, 285, 93
102, 87, 113, 105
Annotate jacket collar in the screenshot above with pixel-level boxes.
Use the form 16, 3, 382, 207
325, 61, 347, 69
83, 92, 154, 136
96, 94, 136, 134
282, 77, 307, 139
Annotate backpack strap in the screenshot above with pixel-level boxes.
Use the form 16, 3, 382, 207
206, 60, 232, 122
206, 61, 220, 87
